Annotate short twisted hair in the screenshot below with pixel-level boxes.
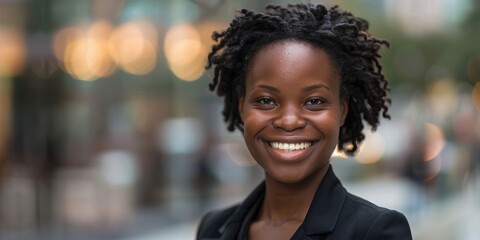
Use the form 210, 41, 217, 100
206, 3, 390, 156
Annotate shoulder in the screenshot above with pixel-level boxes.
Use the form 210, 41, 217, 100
196, 204, 239, 239
343, 193, 412, 240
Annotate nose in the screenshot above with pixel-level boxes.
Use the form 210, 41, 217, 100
272, 104, 307, 131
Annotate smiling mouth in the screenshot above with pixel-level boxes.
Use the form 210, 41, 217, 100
269, 142, 313, 151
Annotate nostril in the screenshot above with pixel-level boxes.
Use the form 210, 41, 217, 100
272, 112, 307, 131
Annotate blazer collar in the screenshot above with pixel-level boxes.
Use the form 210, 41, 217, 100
301, 165, 348, 236
209, 182, 265, 240
205, 165, 347, 240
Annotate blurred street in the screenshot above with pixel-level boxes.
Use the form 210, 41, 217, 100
1, 0, 479, 239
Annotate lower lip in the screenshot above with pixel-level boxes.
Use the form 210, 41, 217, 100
265, 142, 315, 162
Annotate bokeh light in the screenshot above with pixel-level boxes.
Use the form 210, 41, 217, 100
332, 146, 349, 159
196, 21, 226, 47
109, 20, 158, 75
164, 23, 208, 81
84, 21, 116, 78
426, 78, 459, 119
355, 132, 385, 164
56, 21, 116, 81
54, 19, 158, 80
53, 26, 84, 61
0, 28, 26, 77
424, 122, 445, 161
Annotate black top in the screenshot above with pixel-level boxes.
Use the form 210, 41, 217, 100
196, 165, 413, 240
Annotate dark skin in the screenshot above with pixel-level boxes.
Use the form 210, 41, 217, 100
238, 40, 348, 240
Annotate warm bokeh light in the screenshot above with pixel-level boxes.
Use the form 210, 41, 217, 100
58, 21, 116, 81
331, 146, 349, 159
427, 78, 459, 119
164, 23, 208, 81
109, 23, 145, 67
53, 26, 83, 62
0, 28, 26, 77
424, 122, 445, 161
63, 36, 96, 81
109, 20, 158, 75
85, 21, 116, 78
355, 132, 385, 164
54, 19, 158, 80
196, 21, 227, 47
472, 81, 480, 112
169, 49, 206, 81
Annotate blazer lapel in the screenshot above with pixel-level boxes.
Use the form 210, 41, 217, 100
300, 165, 348, 238
290, 227, 316, 240
200, 182, 266, 240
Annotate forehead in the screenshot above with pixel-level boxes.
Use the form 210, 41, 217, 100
245, 40, 340, 90
252, 40, 325, 63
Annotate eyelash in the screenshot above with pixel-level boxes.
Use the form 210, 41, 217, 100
254, 97, 326, 108
305, 98, 325, 105
255, 97, 276, 106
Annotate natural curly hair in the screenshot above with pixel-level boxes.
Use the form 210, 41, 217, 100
206, 3, 390, 156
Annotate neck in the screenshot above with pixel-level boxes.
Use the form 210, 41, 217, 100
259, 165, 329, 224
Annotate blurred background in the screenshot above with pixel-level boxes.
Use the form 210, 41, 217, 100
0, 0, 479, 239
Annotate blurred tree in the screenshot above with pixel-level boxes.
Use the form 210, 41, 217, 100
462, 0, 480, 38
460, 0, 480, 84
363, 0, 478, 89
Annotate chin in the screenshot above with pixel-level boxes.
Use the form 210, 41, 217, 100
267, 161, 331, 185
266, 170, 317, 185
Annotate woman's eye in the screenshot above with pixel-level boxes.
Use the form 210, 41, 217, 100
305, 98, 324, 105
256, 98, 275, 106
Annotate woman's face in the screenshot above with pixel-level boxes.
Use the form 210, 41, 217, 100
239, 40, 348, 184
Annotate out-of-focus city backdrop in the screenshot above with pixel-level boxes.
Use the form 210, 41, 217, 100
0, 0, 479, 239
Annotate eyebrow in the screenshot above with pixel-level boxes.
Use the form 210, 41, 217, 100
303, 83, 330, 92
254, 84, 278, 92
253, 83, 330, 92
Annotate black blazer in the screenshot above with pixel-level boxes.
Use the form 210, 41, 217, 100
196, 166, 412, 240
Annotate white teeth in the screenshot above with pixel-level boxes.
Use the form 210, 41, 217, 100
270, 142, 312, 151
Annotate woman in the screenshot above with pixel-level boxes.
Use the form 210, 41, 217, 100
197, 3, 413, 240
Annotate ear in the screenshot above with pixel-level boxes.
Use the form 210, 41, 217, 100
340, 97, 349, 126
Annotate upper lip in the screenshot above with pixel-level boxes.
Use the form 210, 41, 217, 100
264, 137, 318, 143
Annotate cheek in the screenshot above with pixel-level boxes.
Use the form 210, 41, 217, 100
243, 111, 268, 131
242, 112, 269, 161
242, 110, 273, 142
308, 112, 342, 135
